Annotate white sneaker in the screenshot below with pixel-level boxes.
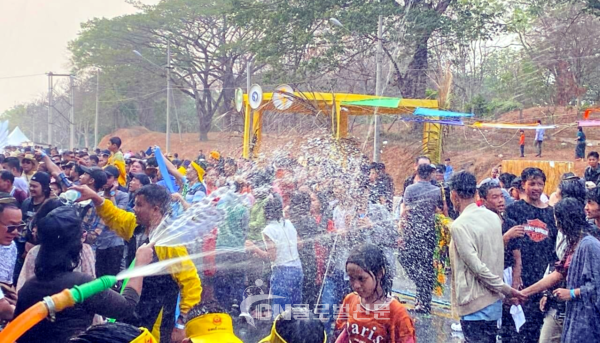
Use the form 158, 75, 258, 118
451, 323, 462, 332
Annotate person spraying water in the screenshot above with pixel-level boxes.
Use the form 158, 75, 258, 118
69, 183, 202, 343
6, 204, 155, 343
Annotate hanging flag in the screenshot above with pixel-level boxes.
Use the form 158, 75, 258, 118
398, 117, 464, 126
471, 122, 557, 130
578, 120, 600, 127
414, 107, 474, 118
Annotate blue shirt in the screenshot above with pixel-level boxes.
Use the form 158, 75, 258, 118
462, 300, 502, 321
157, 175, 180, 193
535, 127, 545, 141
444, 165, 454, 182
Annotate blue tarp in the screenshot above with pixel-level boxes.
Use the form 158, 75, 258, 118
414, 107, 474, 118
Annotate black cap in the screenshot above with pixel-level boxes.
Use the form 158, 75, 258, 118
31, 172, 51, 190
80, 166, 108, 189
36, 206, 83, 270
104, 165, 120, 179
101, 150, 111, 156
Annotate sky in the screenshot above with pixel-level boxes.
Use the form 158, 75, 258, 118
0, 0, 158, 114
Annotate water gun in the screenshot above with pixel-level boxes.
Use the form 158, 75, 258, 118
0, 276, 117, 342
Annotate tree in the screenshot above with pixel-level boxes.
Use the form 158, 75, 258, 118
70, 0, 256, 141
234, 0, 505, 99
509, 2, 600, 106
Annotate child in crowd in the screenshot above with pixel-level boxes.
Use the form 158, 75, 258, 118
336, 244, 416, 343
519, 130, 525, 158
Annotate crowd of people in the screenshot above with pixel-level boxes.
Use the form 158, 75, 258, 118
0, 134, 598, 343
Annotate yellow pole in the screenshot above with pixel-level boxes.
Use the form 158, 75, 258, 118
243, 101, 251, 159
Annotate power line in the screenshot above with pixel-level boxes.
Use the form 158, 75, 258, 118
0, 73, 45, 80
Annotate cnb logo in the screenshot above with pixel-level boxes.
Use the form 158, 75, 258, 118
240, 279, 282, 327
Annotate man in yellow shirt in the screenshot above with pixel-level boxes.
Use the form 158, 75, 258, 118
107, 137, 127, 187
72, 183, 201, 343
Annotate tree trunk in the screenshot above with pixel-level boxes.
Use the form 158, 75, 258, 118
401, 35, 429, 99
195, 92, 210, 141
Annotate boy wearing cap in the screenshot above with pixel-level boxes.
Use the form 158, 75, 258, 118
20, 154, 38, 185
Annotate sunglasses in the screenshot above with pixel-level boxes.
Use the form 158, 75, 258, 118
5, 221, 27, 233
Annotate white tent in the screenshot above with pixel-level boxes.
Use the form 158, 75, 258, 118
7, 127, 30, 146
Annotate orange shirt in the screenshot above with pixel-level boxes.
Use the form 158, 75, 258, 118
519, 134, 525, 145
336, 293, 416, 343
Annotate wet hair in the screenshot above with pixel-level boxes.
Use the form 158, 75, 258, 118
587, 151, 599, 159
587, 186, 600, 205
478, 181, 501, 200
275, 307, 326, 343
146, 156, 158, 168
288, 191, 311, 218
0, 170, 14, 184
264, 196, 284, 222
416, 163, 436, 180
4, 157, 21, 173
498, 173, 516, 189
346, 243, 393, 298
555, 198, 591, 258
109, 137, 122, 148
187, 300, 228, 322
69, 322, 144, 343
415, 155, 431, 164
558, 177, 586, 205
135, 184, 170, 215
449, 171, 477, 199
521, 167, 546, 184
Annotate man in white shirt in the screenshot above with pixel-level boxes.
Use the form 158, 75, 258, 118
535, 120, 545, 157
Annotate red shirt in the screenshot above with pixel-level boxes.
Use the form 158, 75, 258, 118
336, 293, 416, 343
519, 134, 525, 145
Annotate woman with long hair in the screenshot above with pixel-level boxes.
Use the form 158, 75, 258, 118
14, 205, 154, 343
522, 198, 600, 342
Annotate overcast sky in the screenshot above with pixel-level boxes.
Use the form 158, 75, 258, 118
0, 0, 158, 114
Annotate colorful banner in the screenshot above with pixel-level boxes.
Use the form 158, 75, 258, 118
471, 122, 557, 130
414, 107, 474, 118
578, 120, 600, 127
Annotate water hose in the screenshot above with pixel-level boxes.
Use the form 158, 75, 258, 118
0, 276, 117, 342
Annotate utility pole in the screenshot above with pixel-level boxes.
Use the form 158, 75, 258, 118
373, 14, 383, 162
70, 75, 75, 150
95, 70, 100, 149
30, 106, 35, 144
246, 59, 252, 155
166, 42, 171, 153
47, 72, 53, 146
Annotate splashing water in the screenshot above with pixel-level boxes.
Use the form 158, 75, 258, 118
148, 187, 236, 247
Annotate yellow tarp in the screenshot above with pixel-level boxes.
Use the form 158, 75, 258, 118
501, 160, 574, 196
